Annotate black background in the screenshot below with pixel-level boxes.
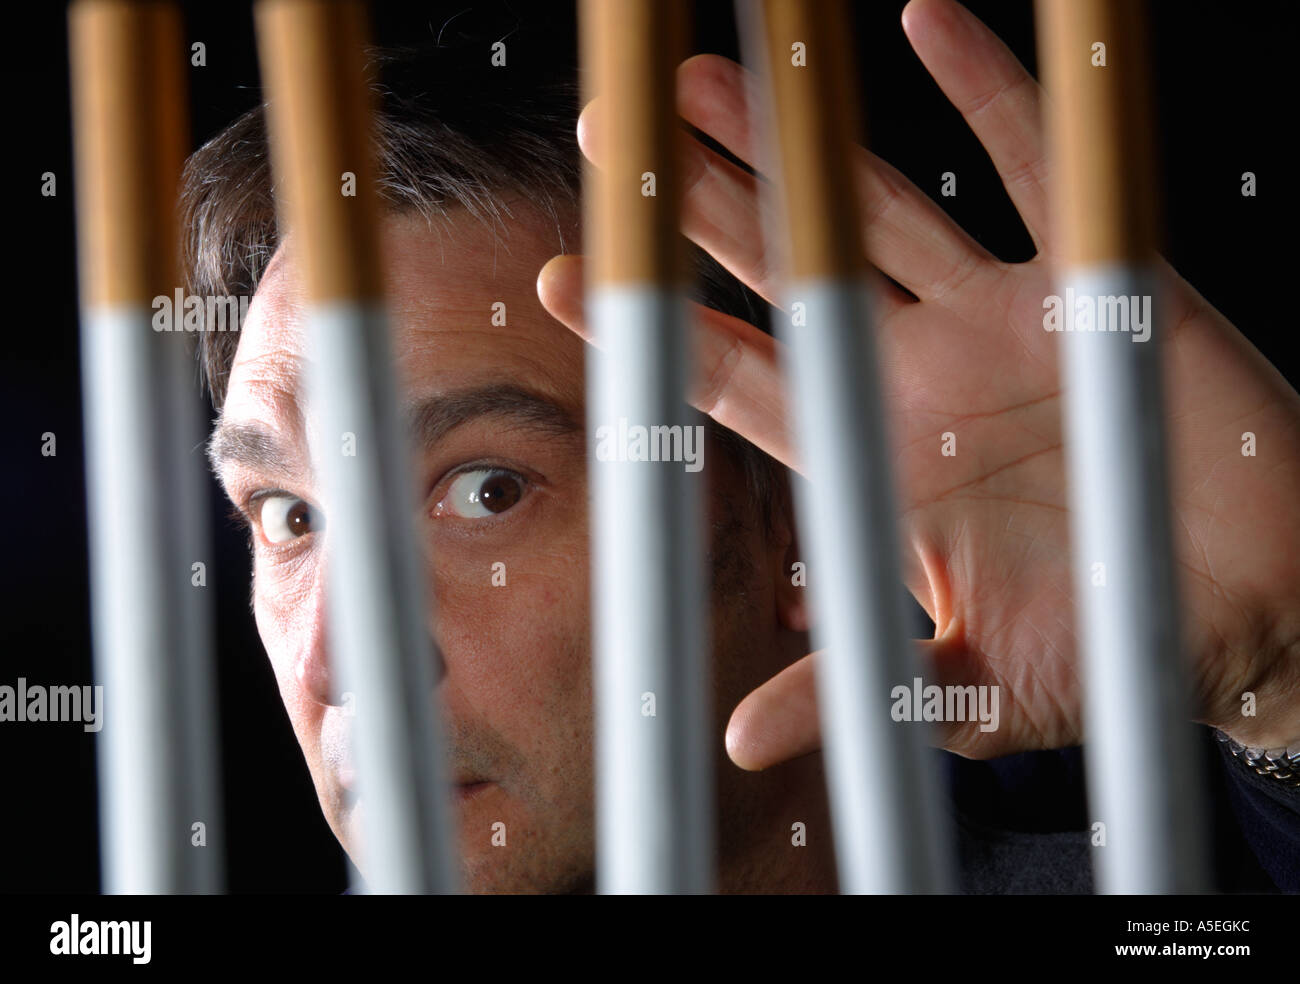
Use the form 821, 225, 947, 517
1, 0, 1293, 893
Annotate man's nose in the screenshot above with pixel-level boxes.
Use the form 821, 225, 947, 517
426, 626, 448, 688
295, 575, 448, 706
294, 578, 338, 705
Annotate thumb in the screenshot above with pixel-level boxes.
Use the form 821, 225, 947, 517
725, 651, 820, 772
537, 253, 591, 341
724, 635, 980, 771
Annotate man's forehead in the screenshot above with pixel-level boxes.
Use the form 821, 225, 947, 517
224, 210, 583, 430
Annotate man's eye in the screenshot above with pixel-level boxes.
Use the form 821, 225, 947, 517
259, 495, 323, 544
434, 468, 527, 519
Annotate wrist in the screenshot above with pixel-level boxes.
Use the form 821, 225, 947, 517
1208, 639, 1300, 753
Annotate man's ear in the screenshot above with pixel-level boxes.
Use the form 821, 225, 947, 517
770, 502, 810, 634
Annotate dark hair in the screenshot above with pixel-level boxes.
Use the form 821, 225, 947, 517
181, 43, 784, 528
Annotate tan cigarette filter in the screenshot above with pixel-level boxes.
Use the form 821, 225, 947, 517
1037, 0, 1160, 266
761, 0, 866, 281
70, 1, 188, 308
581, 0, 688, 287
256, 0, 383, 303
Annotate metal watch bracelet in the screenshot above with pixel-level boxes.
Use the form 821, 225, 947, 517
1214, 730, 1300, 789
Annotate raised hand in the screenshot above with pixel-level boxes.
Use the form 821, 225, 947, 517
538, 0, 1300, 767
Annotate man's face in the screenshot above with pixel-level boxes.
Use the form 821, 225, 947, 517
213, 207, 796, 892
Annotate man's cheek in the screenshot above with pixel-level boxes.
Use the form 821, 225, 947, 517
252, 573, 316, 707
436, 562, 585, 678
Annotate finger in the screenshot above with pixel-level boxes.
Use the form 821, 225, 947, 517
670, 53, 1002, 304
725, 651, 819, 772
724, 635, 1019, 771
538, 253, 802, 471
579, 59, 998, 306
901, 0, 1052, 253
579, 92, 785, 307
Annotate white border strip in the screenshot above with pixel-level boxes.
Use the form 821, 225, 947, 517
780, 280, 952, 894
305, 302, 457, 894
80, 307, 223, 893
1057, 263, 1207, 893
587, 285, 713, 894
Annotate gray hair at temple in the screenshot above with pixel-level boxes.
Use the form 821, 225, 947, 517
180, 43, 786, 530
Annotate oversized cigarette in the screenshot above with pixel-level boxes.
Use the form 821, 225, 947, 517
70, 0, 223, 894
739, 0, 953, 893
255, 0, 457, 894
1037, 0, 1208, 893
581, 0, 715, 894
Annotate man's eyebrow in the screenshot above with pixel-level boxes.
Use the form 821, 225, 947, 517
405, 383, 582, 448
207, 420, 301, 481
207, 383, 580, 480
